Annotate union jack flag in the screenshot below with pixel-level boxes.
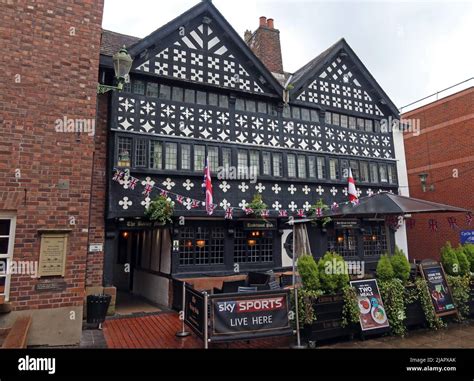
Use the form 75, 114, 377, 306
112, 170, 124, 182
202, 156, 214, 215
466, 212, 473, 226
260, 210, 270, 218
428, 219, 438, 232
142, 184, 153, 197
160, 189, 169, 197
447, 217, 458, 230
129, 177, 138, 190
406, 218, 416, 229
296, 209, 306, 218
279, 210, 288, 217
176, 195, 184, 204
225, 207, 233, 220
244, 208, 254, 215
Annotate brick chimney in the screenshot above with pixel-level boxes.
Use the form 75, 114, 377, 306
244, 16, 284, 74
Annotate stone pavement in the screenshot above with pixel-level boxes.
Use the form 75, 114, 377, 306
318, 320, 474, 349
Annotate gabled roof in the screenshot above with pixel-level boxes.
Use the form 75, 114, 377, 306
100, 30, 140, 56
290, 38, 399, 116
113, 0, 283, 96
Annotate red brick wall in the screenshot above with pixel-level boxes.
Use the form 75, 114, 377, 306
246, 17, 284, 74
0, 0, 104, 310
402, 88, 474, 260
86, 94, 109, 287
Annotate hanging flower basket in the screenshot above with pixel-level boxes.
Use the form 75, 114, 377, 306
144, 195, 175, 225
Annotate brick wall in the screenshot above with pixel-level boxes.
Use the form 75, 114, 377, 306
402, 88, 474, 260
245, 17, 284, 74
0, 0, 104, 311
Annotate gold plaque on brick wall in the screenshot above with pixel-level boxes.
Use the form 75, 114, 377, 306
38, 233, 68, 277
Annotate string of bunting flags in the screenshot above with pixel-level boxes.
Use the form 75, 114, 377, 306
112, 168, 473, 229
112, 168, 362, 219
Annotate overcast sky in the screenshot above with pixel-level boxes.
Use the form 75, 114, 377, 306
103, 0, 474, 110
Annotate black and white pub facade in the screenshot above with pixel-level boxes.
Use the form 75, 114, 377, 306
99, 1, 409, 307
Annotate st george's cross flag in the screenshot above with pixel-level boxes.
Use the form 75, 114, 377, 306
202, 156, 214, 215
347, 167, 358, 203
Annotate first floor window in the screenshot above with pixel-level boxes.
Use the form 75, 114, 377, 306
0, 215, 16, 302
350, 160, 359, 181
287, 154, 296, 178
132, 80, 145, 95
297, 155, 306, 178
117, 137, 132, 167
359, 161, 369, 182
208, 147, 219, 172
135, 139, 147, 168
250, 150, 259, 175
262, 152, 271, 175
329, 158, 339, 180
165, 142, 177, 170
194, 145, 205, 172
238, 150, 248, 173
308, 156, 316, 178
317, 157, 326, 179
222, 148, 232, 168
273, 153, 282, 177
146, 82, 159, 97
370, 163, 379, 183
181, 144, 191, 170
150, 141, 162, 169
388, 164, 397, 184
379, 164, 388, 183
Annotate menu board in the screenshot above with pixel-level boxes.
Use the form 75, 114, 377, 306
350, 279, 390, 332
420, 262, 456, 316
39, 234, 68, 277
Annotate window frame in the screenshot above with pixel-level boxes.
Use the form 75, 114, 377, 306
0, 214, 16, 302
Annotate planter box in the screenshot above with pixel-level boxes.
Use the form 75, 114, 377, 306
304, 293, 355, 345
405, 285, 427, 329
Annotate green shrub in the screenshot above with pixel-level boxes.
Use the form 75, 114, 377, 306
376, 254, 394, 281
455, 245, 470, 276
390, 248, 411, 283
297, 254, 320, 292
441, 242, 460, 276
463, 244, 474, 272
318, 252, 349, 294
379, 279, 407, 337
446, 275, 471, 319
144, 195, 174, 225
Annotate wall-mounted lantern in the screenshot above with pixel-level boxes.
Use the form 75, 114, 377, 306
97, 46, 133, 94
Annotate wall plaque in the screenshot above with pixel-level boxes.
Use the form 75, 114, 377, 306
39, 233, 68, 277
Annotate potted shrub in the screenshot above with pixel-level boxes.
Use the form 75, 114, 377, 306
308, 252, 357, 344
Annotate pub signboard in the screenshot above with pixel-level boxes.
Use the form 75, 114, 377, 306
184, 284, 206, 338
420, 261, 457, 317
350, 279, 390, 332
209, 290, 292, 341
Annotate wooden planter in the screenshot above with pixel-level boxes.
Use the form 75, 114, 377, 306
304, 293, 355, 345
404, 285, 427, 329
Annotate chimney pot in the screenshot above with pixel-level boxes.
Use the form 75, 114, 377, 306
267, 18, 274, 29
259, 16, 267, 27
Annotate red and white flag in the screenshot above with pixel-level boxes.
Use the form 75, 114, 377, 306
202, 156, 214, 215
347, 168, 358, 203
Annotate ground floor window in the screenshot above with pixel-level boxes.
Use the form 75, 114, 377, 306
363, 224, 388, 257
0, 215, 16, 302
328, 227, 358, 257
178, 227, 225, 266
234, 229, 273, 264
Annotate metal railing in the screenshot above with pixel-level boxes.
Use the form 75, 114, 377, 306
399, 77, 474, 114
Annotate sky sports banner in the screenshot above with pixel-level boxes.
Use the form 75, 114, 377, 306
210, 290, 292, 341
